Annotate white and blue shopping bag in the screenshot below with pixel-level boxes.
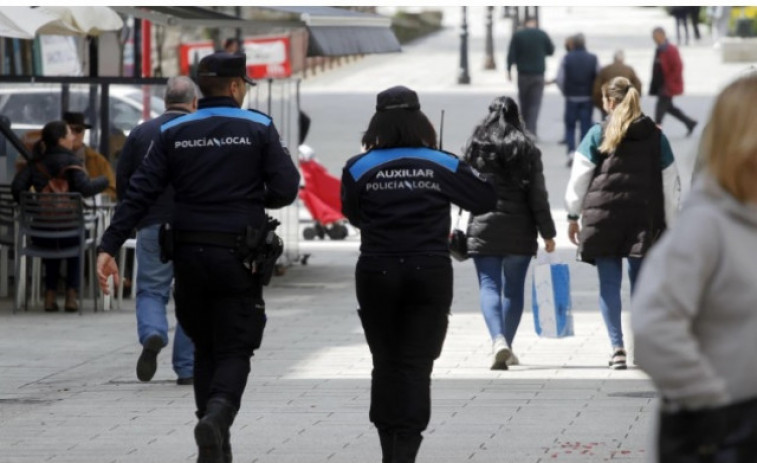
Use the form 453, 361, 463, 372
531, 252, 574, 338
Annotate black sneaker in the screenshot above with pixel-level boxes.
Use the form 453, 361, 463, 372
136, 334, 164, 382
609, 349, 627, 370
176, 377, 194, 386
686, 120, 698, 137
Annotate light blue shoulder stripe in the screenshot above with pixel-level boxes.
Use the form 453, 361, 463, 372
349, 147, 459, 181
161, 107, 271, 132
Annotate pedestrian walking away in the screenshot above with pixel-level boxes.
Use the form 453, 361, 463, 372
632, 72, 757, 463
669, 7, 690, 46
463, 96, 556, 370
506, 18, 555, 139
592, 50, 642, 120
96, 52, 300, 463
556, 35, 576, 146
564, 76, 680, 370
115, 76, 198, 386
341, 85, 496, 463
649, 27, 698, 136
555, 33, 598, 166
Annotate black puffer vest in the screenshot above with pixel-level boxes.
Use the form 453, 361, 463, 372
579, 116, 665, 263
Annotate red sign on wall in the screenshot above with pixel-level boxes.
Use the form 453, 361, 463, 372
179, 36, 292, 79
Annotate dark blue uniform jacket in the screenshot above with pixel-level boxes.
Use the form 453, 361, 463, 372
341, 147, 497, 256
100, 96, 300, 256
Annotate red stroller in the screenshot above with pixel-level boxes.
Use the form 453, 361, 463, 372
298, 145, 349, 240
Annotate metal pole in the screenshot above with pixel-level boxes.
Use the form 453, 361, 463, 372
457, 6, 470, 85
134, 19, 142, 77
235, 6, 243, 51
89, 36, 99, 77
99, 83, 110, 159
484, 6, 496, 70
512, 6, 521, 36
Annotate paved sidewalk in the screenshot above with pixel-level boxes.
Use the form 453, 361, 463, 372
2, 6, 750, 463
0, 243, 653, 463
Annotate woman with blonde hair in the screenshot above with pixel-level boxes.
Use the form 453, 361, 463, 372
564, 76, 680, 369
631, 72, 757, 462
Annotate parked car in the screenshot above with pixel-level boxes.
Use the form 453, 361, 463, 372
0, 84, 164, 136
0, 84, 164, 180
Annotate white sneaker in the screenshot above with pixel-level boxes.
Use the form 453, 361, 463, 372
491, 336, 511, 370
506, 352, 519, 366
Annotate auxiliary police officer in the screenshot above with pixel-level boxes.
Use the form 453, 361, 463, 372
341, 86, 497, 463
96, 52, 300, 463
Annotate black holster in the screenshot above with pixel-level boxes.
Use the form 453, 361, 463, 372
242, 216, 283, 286
158, 223, 174, 263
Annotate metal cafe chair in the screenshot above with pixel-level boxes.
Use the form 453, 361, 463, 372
0, 184, 16, 298
14, 192, 99, 314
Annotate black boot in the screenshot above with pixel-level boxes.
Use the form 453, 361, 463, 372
378, 430, 394, 463
393, 433, 423, 463
222, 430, 232, 463
195, 397, 236, 463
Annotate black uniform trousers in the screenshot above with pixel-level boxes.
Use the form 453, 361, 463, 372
356, 255, 452, 435
173, 243, 266, 415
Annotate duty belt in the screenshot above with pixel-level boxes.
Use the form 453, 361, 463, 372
173, 230, 245, 249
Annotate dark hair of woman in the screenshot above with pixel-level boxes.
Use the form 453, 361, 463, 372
361, 109, 438, 151
464, 96, 533, 183
33, 120, 69, 159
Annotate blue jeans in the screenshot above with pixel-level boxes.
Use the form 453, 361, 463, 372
565, 100, 594, 153
595, 257, 643, 349
473, 255, 532, 347
136, 224, 194, 379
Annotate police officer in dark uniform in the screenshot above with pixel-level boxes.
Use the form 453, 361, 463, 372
341, 86, 497, 463
96, 52, 300, 463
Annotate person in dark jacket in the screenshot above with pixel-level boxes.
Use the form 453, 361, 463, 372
341, 85, 496, 463
96, 52, 300, 463
556, 33, 598, 166
564, 76, 681, 370
506, 18, 555, 139
464, 96, 556, 370
116, 76, 197, 386
11, 120, 108, 312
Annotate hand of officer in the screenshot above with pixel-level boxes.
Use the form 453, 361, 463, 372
544, 238, 556, 253
568, 220, 580, 246
96, 252, 120, 295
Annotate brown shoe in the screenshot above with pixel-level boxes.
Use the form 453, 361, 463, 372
44, 290, 59, 312
64, 288, 78, 313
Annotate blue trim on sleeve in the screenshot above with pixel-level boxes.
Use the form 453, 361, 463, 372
660, 133, 674, 169
160, 107, 271, 132
348, 147, 459, 181
576, 124, 602, 165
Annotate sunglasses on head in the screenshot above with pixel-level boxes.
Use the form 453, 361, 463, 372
70, 126, 85, 134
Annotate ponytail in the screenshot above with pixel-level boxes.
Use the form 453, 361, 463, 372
32, 139, 47, 159
599, 77, 642, 154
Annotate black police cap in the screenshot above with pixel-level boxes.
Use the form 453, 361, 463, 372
376, 85, 420, 111
197, 52, 256, 86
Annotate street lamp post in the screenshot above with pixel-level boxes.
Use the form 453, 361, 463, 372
458, 6, 470, 84
484, 6, 496, 70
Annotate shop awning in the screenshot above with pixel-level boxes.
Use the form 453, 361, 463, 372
258, 6, 400, 56
113, 6, 401, 57
111, 6, 296, 30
